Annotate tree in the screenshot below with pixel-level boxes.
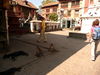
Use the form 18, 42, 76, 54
49, 13, 58, 21
42, 0, 56, 5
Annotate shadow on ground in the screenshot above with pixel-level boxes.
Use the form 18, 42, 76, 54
0, 32, 88, 75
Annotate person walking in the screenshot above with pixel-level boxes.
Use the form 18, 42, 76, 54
89, 19, 100, 61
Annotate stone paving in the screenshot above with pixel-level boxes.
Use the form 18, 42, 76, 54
0, 30, 100, 75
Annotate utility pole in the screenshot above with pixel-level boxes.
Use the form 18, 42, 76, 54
0, 0, 9, 51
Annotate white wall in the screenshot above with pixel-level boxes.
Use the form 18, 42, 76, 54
81, 18, 100, 33
81, 3, 100, 33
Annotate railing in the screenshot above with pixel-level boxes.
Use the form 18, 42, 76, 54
46, 22, 61, 32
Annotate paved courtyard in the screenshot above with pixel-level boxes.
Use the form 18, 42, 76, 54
0, 30, 100, 75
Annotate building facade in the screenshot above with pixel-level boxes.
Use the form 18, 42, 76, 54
81, 0, 100, 33
41, 2, 59, 21
8, 0, 38, 35
58, 0, 82, 28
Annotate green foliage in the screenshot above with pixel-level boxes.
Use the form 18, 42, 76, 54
42, 0, 56, 5
49, 13, 58, 21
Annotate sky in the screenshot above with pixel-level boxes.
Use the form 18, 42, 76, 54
27, 0, 43, 8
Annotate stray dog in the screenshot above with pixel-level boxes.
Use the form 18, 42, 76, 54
3, 51, 29, 61
35, 46, 43, 57
48, 43, 58, 53
0, 67, 21, 75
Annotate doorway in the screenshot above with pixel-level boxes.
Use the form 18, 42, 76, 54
67, 20, 70, 28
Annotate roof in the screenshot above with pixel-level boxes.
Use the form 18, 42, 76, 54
42, 2, 59, 8
36, 13, 46, 20
58, 0, 80, 2
15, 0, 38, 9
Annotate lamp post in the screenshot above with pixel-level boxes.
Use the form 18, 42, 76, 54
60, 9, 64, 29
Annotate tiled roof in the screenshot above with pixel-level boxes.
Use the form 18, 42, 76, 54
15, 0, 38, 9
42, 2, 59, 8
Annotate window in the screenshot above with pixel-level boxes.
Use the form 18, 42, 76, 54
46, 9, 50, 12
90, 0, 93, 4
75, 10, 79, 17
72, 1, 75, 6
42, 9, 45, 12
75, 10, 79, 14
90, 0, 93, 2
53, 8, 57, 12
61, 2, 68, 8
72, 1, 79, 6
46, 14, 49, 17
76, 2, 79, 5
68, 10, 71, 16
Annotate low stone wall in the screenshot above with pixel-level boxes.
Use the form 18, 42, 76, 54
69, 32, 86, 39
31, 21, 62, 32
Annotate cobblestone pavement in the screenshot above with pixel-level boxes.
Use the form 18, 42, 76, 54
0, 30, 100, 75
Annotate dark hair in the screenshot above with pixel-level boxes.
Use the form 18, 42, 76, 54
92, 19, 99, 26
